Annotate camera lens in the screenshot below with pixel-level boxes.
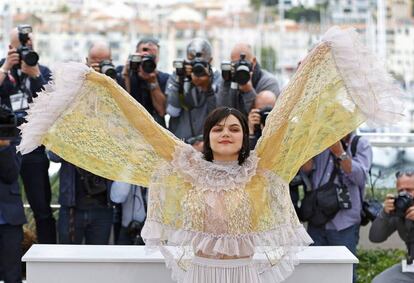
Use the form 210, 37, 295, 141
99, 60, 117, 79
19, 47, 39, 66
102, 67, 117, 79
234, 65, 250, 85
259, 106, 273, 126
141, 56, 156, 73
394, 191, 413, 217
192, 63, 207, 77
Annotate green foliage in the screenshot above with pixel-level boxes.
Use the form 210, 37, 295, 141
357, 249, 406, 283
285, 5, 320, 23
250, 0, 262, 10
365, 187, 395, 202
260, 46, 277, 73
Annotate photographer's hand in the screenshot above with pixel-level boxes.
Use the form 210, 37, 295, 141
88, 62, 100, 73
329, 141, 352, 173
138, 68, 157, 83
2, 46, 20, 72
140, 69, 166, 116
248, 108, 261, 135
405, 206, 414, 221
121, 58, 131, 93
185, 64, 192, 77
191, 74, 211, 91
21, 62, 41, 78
384, 194, 395, 214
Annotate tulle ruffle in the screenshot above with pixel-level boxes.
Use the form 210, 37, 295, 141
143, 220, 312, 257
321, 26, 404, 128
171, 144, 259, 192
17, 62, 91, 154
142, 220, 312, 283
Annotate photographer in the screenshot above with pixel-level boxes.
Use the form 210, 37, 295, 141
120, 38, 169, 126
45, 45, 115, 245
48, 152, 113, 245
110, 182, 147, 245
0, 26, 56, 244
86, 42, 117, 80
0, 140, 26, 283
166, 38, 220, 140
247, 90, 277, 149
301, 132, 372, 283
217, 43, 280, 115
369, 170, 414, 283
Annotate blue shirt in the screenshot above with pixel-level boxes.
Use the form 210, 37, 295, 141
307, 134, 373, 231
0, 211, 6, 224
110, 182, 147, 227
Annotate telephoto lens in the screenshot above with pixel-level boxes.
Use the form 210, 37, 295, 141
394, 191, 414, 217
99, 60, 117, 79
191, 52, 209, 77
141, 55, 157, 73
233, 54, 252, 85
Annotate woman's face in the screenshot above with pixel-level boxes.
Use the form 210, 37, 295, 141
209, 114, 243, 162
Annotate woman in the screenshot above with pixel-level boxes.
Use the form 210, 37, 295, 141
18, 26, 403, 283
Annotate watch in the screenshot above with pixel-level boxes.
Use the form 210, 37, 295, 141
0, 67, 8, 75
338, 151, 349, 161
149, 82, 159, 91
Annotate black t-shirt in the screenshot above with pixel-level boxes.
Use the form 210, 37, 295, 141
116, 66, 170, 127
75, 169, 109, 209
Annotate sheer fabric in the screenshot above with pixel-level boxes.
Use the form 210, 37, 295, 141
18, 26, 403, 283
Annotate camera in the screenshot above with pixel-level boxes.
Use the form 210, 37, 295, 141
185, 134, 203, 145
190, 52, 209, 77
0, 104, 26, 140
221, 53, 252, 85
99, 60, 117, 80
253, 106, 273, 139
128, 53, 157, 74
394, 191, 414, 217
16, 24, 39, 67
173, 59, 186, 78
259, 106, 272, 126
127, 220, 145, 245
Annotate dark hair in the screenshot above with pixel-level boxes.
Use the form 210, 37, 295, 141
203, 107, 250, 165
136, 37, 160, 49
396, 169, 414, 179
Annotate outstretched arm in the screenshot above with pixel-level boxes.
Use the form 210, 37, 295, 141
255, 27, 403, 182
19, 63, 183, 187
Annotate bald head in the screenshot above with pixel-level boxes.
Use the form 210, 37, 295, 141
254, 90, 277, 109
230, 43, 255, 64
9, 27, 34, 49
87, 42, 111, 66
9, 28, 20, 48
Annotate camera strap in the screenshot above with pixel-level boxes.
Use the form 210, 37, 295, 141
131, 186, 147, 221
315, 154, 337, 189
350, 135, 370, 209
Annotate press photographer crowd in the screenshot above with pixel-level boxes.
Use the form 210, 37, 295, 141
0, 25, 413, 283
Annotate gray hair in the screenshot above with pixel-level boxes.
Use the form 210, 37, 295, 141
186, 38, 212, 61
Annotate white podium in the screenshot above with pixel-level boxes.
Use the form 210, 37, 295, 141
23, 245, 357, 283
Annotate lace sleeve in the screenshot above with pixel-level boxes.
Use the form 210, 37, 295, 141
18, 62, 182, 187
255, 26, 404, 182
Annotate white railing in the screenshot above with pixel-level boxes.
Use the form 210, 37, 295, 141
23, 245, 357, 283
